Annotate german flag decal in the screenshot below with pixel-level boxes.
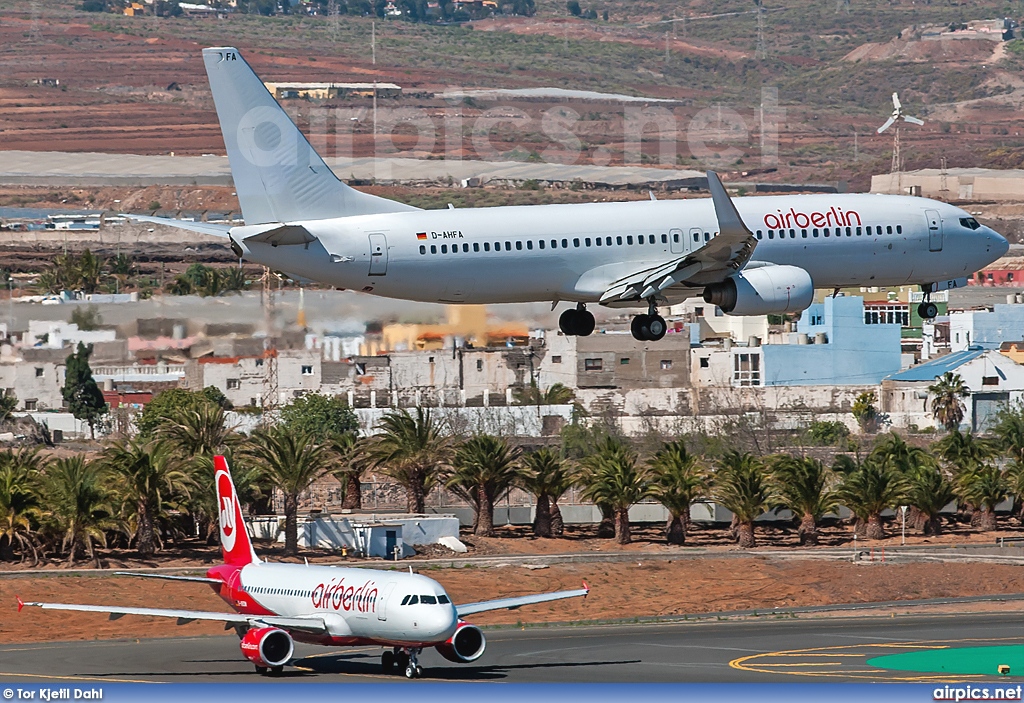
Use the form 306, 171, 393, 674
416, 232, 427, 240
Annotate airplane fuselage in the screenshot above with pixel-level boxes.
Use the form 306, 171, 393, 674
232, 193, 1007, 306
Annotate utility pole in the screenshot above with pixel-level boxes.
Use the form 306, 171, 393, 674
372, 20, 377, 152
755, 0, 767, 59
260, 266, 279, 423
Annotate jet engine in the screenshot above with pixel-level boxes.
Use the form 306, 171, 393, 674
702, 265, 814, 316
435, 622, 486, 663
240, 627, 294, 668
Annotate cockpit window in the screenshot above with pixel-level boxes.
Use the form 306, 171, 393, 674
961, 217, 981, 230
420, 595, 438, 604
438, 595, 451, 604
401, 595, 410, 606
408, 595, 419, 605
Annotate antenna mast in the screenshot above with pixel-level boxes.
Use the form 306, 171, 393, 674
260, 266, 279, 422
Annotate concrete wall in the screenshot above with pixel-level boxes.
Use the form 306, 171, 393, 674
0, 361, 65, 410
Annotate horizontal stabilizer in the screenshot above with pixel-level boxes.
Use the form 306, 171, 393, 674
114, 571, 223, 585
241, 224, 316, 246
122, 214, 231, 237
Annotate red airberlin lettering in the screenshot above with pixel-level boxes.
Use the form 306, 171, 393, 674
762, 207, 862, 230
312, 579, 378, 613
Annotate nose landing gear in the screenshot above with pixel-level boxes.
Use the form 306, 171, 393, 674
559, 304, 596, 336
917, 301, 938, 320
631, 300, 667, 341
382, 647, 423, 678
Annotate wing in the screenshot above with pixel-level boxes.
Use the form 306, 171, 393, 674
122, 214, 232, 238
113, 571, 224, 585
17, 597, 327, 634
599, 170, 756, 306
456, 583, 589, 617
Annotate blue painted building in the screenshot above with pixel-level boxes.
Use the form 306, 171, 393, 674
761, 295, 903, 386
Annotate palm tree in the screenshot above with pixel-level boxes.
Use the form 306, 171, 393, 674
906, 465, 956, 536
770, 455, 838, 546
0, 449, 45, 564
447, 435, 521, 537
157, 402, 240, 457
713, 451, 772, 548
331, 433, 371, 511
580, 438, 647, 544
647, 441, 708, 545
959, 464, 1008, 532
992, 402, 1024, 465
100, 438, 192, 558
871, 432, 932, 475
369, 409, 451, 514
44, 455, 118, 566
838, 456, 907, 540
519, 448, 573, 538
929, 372, 969, 432
245, 426, 331, 556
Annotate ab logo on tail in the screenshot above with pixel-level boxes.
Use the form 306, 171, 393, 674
217, 470, 237, 552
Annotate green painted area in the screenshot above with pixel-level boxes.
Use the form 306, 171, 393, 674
869, 646, 1024, 676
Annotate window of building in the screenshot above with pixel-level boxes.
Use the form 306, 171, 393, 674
699, 357, 709, 368
24, 399, 36, 411
982, 376, 1000, 386
551, 355, 562, 364
733, 353, 761, 387
227, 378, 240, 390
694, 306, 704, 316
584, 358, 603, 371
476, 359, 483, 371
256, 358, 264, 367
864, 304, 910, 327
34, 368, 43, 377
660, 360, 673, 370
301, 365, 313, 376
620, 357, 630, 365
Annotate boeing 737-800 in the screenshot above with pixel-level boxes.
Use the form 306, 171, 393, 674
18, 457, 589, 678
134, 47, 1008, 341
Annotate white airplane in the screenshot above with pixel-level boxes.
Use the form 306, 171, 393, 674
18, 457, 589, 679
134, 47, 1008, 340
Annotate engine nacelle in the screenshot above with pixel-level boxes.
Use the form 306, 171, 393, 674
435, 622, 486, 663
703, 265, 814, 316
240, 627, 294, 668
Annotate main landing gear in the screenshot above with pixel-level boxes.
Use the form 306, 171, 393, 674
254, 665, 284, 676
559, 304, 595, 336
917, 300, 938, 320
382, 647, 423, 679
631, 301, 667, 342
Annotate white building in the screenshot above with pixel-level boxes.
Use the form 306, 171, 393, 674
949, 303, 1024, 352
25, 321, 116, 350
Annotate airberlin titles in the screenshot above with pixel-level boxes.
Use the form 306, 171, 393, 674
763, 206, 862, 231
311, 578, 379, 613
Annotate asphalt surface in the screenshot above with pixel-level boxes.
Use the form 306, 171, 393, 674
3, 612, 1024, 683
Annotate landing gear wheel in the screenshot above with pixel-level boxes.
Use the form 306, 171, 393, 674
575, 310, 595, 336
269, 665, 284, 677
918, 301, 938, 320
559, 308, 580, 335
415, 665, 424, 678
405, 664, 417, 679
646, 314, 667, 341
381, 650, 395, 674
254, 665, 268, 676
631, 314, 650, 341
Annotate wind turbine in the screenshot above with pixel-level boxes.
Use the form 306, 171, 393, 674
877, 92, 923, 174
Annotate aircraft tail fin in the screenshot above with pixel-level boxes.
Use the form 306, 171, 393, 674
214, 455, 259, 566
201, 47, 417, 225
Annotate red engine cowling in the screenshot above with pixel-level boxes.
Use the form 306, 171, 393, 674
240, 627, 294, 668
435, 622, 486, 663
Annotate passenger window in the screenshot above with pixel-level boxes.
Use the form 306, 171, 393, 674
606, 236, 612, 246
516, 241, 523, 250
451, 247, 457, 255
526, 240, 533, 250
538, 240, 545, 249
430, 245, 437, 254
886, 225, 893, 234
648, 235, 656, 244
441, 244, 448, 253
846, 227, 852, 236
484, 242, 490, 252
551, 240, 557, 249
789, 229, 795, 238
595, 237, 602, 246
463, 243, 469, 252
694, 232, 701, 242
627, 235, 634, 245
661, 234, 668, 244
505, 242, 511, 251
419, 245, 426, 255
867, 226, 873, 235
573, 238, 580, 247
617, 236, 623, 245
856, 227, 862, 236
438, 595, 451, 604
408, 596, 419, 605
562, 239, 568, 248
421, 595, 437, 605
896, 225, 902, 234
473, 243, 479, 252
704, 232, 710, 241
800, 229, 807, 239
585, 238, 592, 246
768, 231, 774, 240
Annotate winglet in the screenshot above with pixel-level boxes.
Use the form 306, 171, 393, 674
582, 581, 590, 597
706, 171, 752, 240
17, 596, 24, 612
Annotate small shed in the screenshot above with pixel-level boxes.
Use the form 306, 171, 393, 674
353, 522, 407, 560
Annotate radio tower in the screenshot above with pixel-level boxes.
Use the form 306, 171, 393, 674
755, 0, 768, 59
260, 266, 279, 423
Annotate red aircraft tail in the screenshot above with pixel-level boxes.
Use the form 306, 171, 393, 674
214, 455, 259, 566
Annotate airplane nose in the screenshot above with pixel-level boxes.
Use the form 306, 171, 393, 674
990, 228, 1010, 258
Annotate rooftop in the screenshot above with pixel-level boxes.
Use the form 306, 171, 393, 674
886, 347, 986, 382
